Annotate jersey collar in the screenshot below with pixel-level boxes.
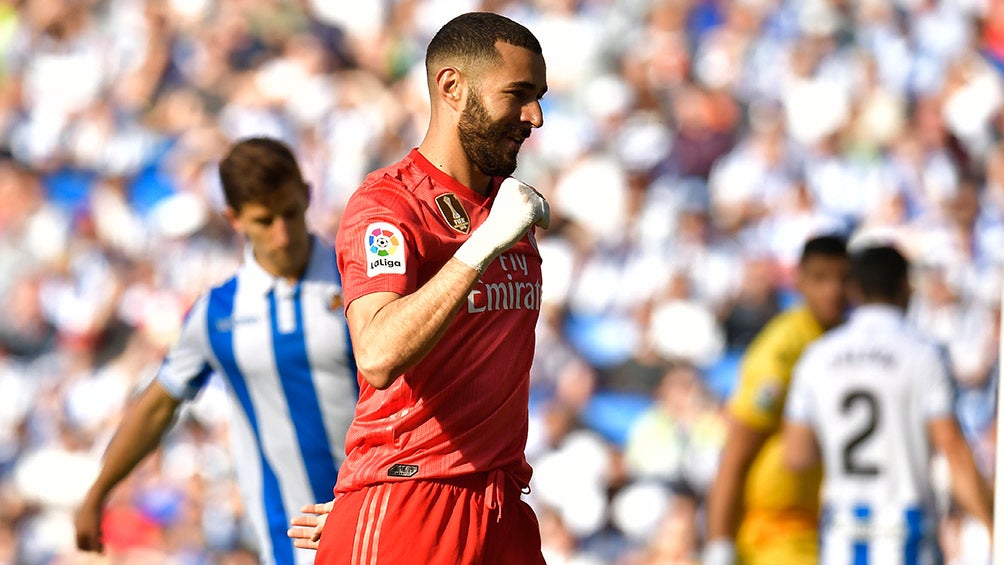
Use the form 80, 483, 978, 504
239, 234, 322, 296
408, 148, 501, 204
849, 304, 904, 327
792, 305, 826, 336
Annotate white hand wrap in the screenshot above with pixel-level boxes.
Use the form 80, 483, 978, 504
702, 539, 736, 565
454, 177, 549, 273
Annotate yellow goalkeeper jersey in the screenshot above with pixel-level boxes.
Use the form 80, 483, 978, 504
727, 306, 825, 564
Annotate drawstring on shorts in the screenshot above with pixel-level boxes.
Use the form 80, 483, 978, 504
485, 469, 506, 523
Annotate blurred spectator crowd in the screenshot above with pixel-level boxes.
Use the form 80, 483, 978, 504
1, 0, 1003, 563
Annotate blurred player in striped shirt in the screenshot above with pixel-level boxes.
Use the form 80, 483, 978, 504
75, 137, 357, 565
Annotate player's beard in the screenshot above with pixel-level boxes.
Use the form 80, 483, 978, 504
458, 88, 527, 178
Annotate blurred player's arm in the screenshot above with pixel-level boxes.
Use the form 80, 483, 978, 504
349, 179, 547, 389
781, 421, 820, 472
705, 416, 769, 561
75, 381, 181, 552
928, 415, 993, 531
707, 328, 791, 562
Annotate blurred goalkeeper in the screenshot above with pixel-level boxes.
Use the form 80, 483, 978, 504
705, 234, 850, 565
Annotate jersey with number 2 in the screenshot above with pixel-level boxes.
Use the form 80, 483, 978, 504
786, 305, 955, 565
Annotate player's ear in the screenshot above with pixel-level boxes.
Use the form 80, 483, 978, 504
435, 66, 466, 112
223, 206, 245, 236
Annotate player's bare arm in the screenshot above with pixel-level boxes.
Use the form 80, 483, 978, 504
75, 381, 181, 552
781, 421, 821, 472
928, 415, 994, 531
350, 178, 547, 390
706, 416, 770, 544
348, 262, 481, 389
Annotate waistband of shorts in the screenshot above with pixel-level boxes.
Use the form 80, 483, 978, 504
418, 467, 527, 493
739, 509, 819, 538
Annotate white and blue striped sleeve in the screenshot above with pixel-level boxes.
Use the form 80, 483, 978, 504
157, 295, 214, 401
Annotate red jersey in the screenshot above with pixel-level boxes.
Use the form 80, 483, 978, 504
334, 149, 542, 494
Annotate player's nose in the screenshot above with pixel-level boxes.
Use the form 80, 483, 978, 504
522, 100, 543, 129
273, 218, 292, 247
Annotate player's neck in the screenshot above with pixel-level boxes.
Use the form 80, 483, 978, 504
255, 237, 312, 284
859, 298, 906, 312
417, 137, 491, 196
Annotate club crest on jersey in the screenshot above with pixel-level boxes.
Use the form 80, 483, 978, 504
326, 290, 344, 311
435, 193, 471, 234
365, 222, 406, 277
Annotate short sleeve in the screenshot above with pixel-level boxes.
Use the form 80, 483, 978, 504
728, 336, 790, 431
335, 181, 422, 307
921, 344, 956, 421
157, 296, 214, 401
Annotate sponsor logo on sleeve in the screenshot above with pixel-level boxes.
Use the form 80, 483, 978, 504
214, 316, 260, 332
365, 222, 407, 277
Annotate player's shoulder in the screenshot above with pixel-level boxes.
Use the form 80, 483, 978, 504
793, 329, 837, 370
893, 323, 946, 364
201, 274, 239, 310
343, 156, 428, 226
353, 153, 428, 201
174, 279, 231, 334
303, 233, 341, 283
746, 306, 821, 363
309, 233, 337, 262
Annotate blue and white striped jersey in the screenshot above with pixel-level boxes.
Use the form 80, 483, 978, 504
157, 236, 357, 565
786, 305, 954, 565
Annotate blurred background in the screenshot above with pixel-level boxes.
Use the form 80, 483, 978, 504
0, 0, 1002, 563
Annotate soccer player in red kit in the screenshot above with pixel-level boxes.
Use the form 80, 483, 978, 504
305, 12, 550, 565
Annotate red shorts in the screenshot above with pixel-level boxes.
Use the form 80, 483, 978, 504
315, 470, 545, 565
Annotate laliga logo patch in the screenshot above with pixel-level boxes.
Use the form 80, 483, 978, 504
365, 222, 406, 276
435, 193, 471, 234
754, 380, 782, 411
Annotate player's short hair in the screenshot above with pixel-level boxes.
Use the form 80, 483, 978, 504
218, 137, 306, 213
799, 234, 848, 265
851, 245, 909, 300
425, 12, 541, 81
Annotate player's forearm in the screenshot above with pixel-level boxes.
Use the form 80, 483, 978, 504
945, 444, 994, 530
85, 383, 180, 502
706, 469, 744, 540
707, 418, 765, 541
929, 417, 994, 530
352, 258, 480, 389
